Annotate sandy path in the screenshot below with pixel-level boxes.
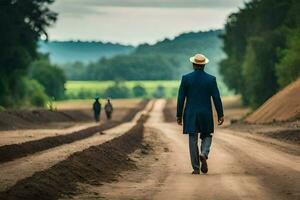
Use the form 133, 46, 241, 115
0, 122, 97, 146
0, 100, 154, 192
151, 124, 299, 200
83, 99, 300, 200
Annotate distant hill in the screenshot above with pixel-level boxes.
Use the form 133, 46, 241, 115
79, 29, 225, 81
38, 41, 135, 64
135, 30, 224, 76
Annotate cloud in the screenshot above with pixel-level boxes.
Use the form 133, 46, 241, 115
51, 1, 105, 17
95, 0, 244, 8
51, 0, 244, 18
53, 0, 244, 9
48, 0, 245, 44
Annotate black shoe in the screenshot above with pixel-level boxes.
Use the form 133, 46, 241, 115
200, 154, 208, 174
191, 170, 200, 174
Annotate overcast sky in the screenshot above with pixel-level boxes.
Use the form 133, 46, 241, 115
48, 0, 245, 45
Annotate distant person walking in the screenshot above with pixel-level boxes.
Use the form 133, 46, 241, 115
93, 97, 101, 122
104, 98, 113, 120
177, 54, 224, 174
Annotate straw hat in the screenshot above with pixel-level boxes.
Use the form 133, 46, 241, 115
189, 54, 209, 65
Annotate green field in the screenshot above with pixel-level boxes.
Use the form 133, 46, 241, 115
65, 80, 233, 99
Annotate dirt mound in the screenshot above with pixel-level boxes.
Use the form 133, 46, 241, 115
0, 121, 118, 164
0, 121, 145, 200
245, 79, 300, 124
0, 100, 148, 163
0, 109, 92, 130
0, 100, 148, 131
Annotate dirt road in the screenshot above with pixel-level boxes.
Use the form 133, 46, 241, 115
150, 125, 299, 200
80, 99, 300, 200
0, 99, 299, 200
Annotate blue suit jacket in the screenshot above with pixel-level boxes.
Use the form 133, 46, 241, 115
177, 70, 224, 138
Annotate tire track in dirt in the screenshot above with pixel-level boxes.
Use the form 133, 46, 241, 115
0, 122, 118, 164
159, 98, 299, 199
141, 123, 298, 200
0, 116, 147, 200
214, 131, 300, 200
0, 100, 148, 163
63, 126, 171, 200
0, 100, 154, 192
56, 99, 168, 200
163, 99, 176, 123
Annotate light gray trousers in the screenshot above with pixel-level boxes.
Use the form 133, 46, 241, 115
189, 133, 212, 170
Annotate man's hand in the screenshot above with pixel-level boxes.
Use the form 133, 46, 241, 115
218, 116, 224, 125
177, 117, 182, 126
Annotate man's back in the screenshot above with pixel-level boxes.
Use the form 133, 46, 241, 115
183, 70, 215, 111
177, 69, 223, 136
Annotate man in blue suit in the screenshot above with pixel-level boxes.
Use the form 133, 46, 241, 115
177, 54, 224, 174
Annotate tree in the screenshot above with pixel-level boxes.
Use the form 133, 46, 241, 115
153, 86, 166, 98
105, 82, 131, 98
0, 0, 57, 107
30, 54, 66, 100
133, 85, 147, 97
23, 78, 49, 107
62, 30, 225, 81
220, 0, 299, 108
242, 37, 278, 107
276, 28, 300, 88
60, 61, 86, 80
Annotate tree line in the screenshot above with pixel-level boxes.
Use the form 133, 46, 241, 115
0, 0, 66, 108
220, 0, 300, 108
60, 30, 224, 81
38, 41, 134, 64
68, 82, 169, 100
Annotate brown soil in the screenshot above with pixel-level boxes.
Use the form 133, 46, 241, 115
0, 100, 147, 131
0, 101, 153, 193
64, 126, 170, 200
262, 129, 299, 143
245, 79, 300, 124
228, 120, 300, 145
0, 100, 299, 200
0, 100, 148, 164
121, 100, 149, 122
0, 122, 117, 164
0, 109, 92, 131
56, 99, 142, 110
0, 118, 146, 200
60, 100, 300, 200
163, 99, 176, 123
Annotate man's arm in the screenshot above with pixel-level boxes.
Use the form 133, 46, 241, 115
211, 77, 224, 125
176, 76, 186, 125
